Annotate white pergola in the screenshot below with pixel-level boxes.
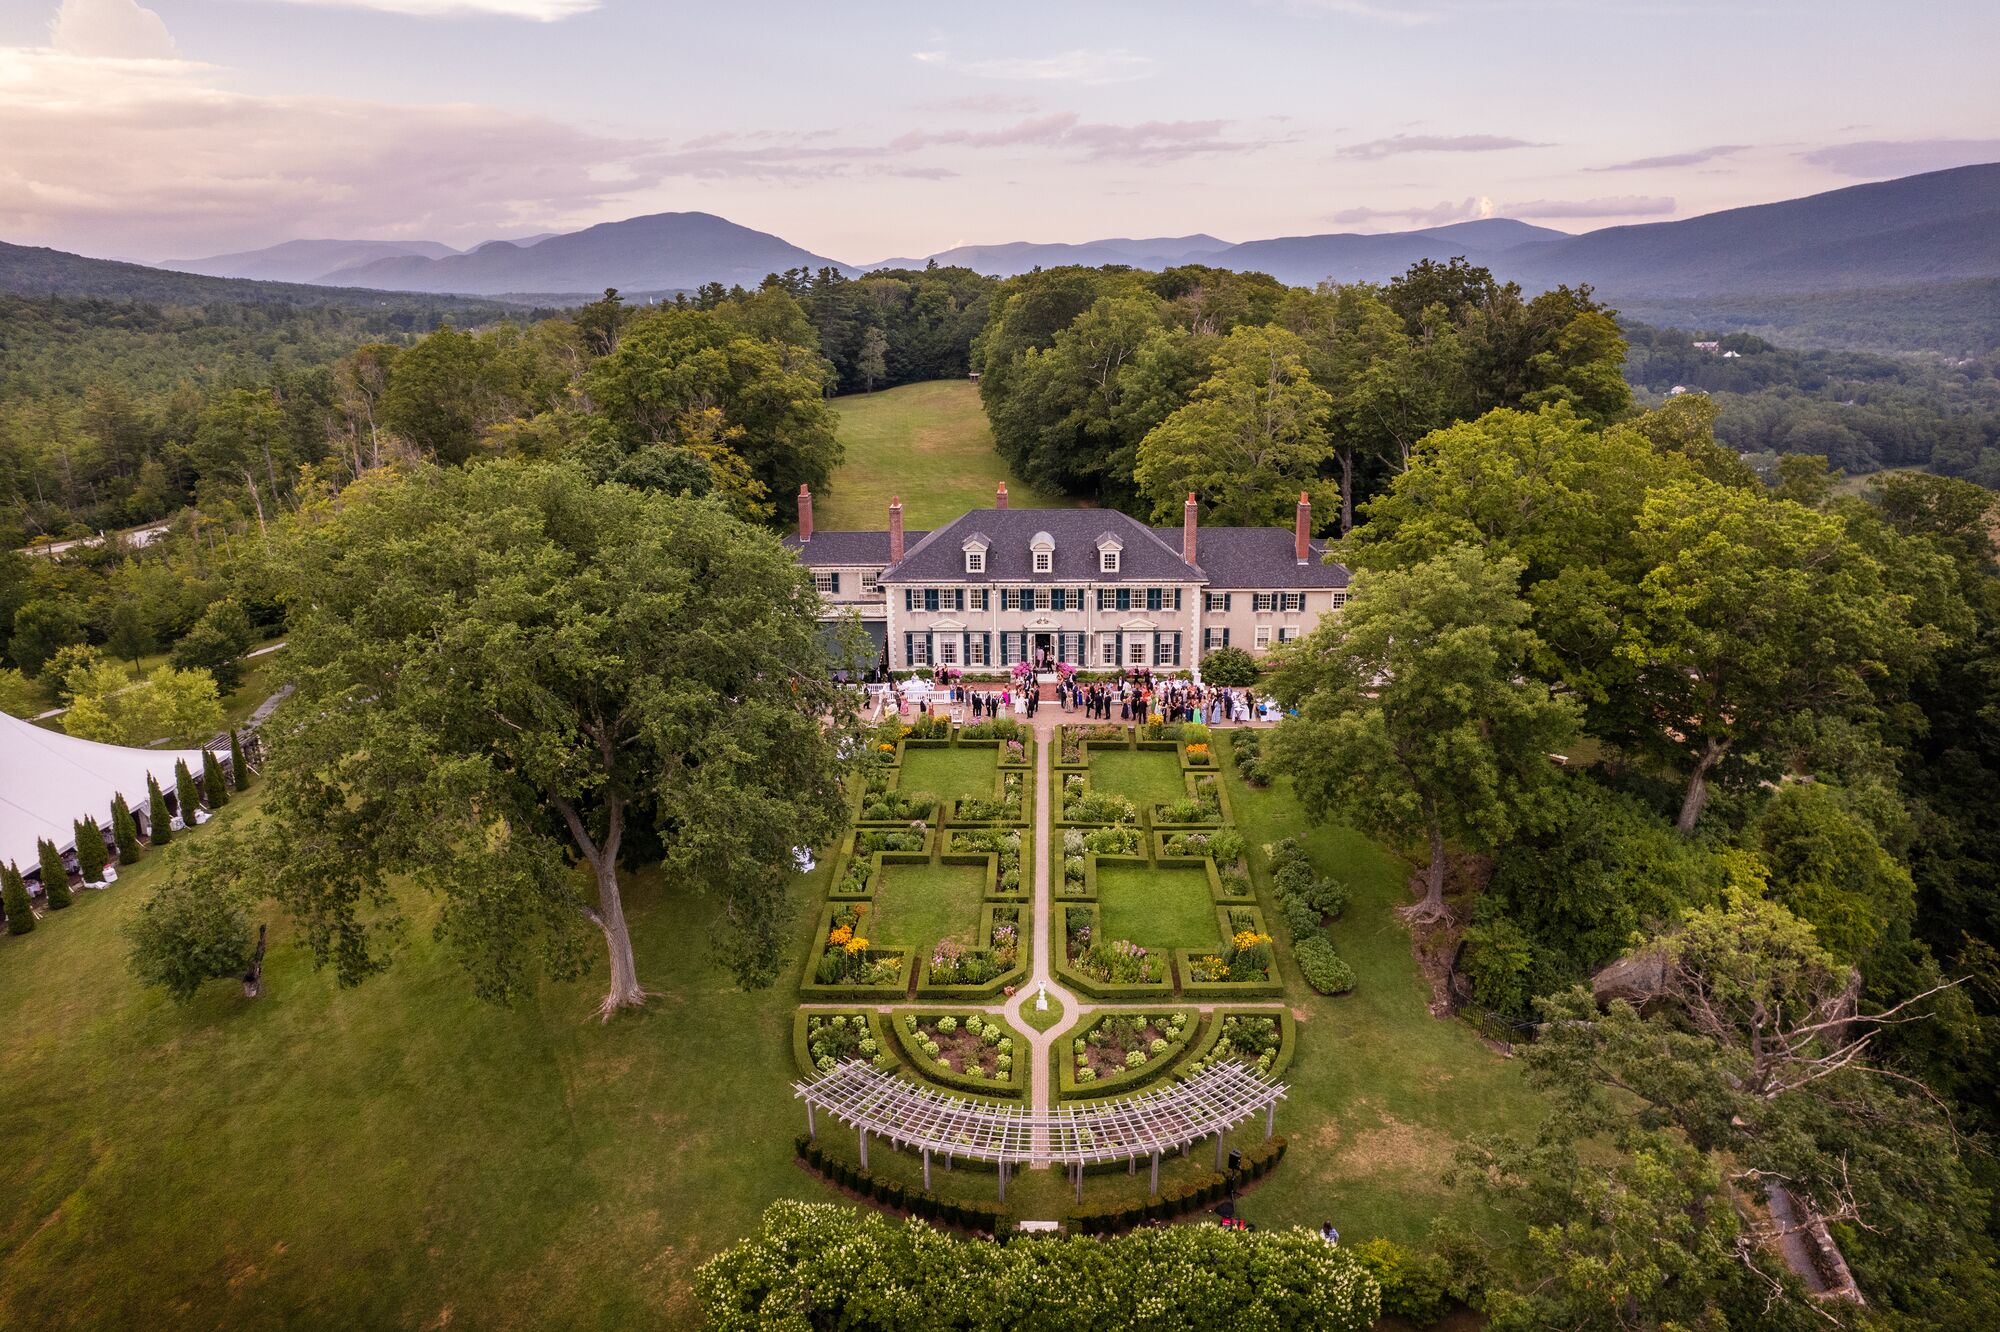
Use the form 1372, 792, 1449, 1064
793, 1059, 1287, 1201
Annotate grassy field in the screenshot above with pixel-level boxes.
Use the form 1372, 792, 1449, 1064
1098, 865, 1218, 949
821, 380, 1071, 531
869, 862, 984, 947
1088, 750, 1187, 807
896, 747, 998, 803
0, 739, 1542, 1329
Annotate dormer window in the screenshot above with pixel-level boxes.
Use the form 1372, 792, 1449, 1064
961, 531, 990, 575
1030, 530, 1055, 575
1095, 532, 1123, 575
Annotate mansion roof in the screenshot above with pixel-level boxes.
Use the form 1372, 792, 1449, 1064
785, 507, 1350, 590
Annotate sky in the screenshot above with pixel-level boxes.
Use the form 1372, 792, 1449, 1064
1, 0, 1996, 264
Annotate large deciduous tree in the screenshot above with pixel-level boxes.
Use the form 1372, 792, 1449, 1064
1270, 546, 1579, 920
253, 461, 857, 1015
1134, 324, 1339, 527
1624, 477, 1926, 832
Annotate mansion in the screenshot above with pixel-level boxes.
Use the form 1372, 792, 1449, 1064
784, 482, 1351, 675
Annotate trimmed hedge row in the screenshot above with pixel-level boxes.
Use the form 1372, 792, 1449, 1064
795, 1135, 1011, 1235
792, 1010, 899, 1080
1066, 1136, 1289, 1235
1178, 1008, 1298, 1084
1057, 1010, 1200, 1101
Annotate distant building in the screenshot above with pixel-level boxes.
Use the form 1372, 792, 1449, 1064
1692, 340, 1720, 353
785, 482, 1350, 673
1668, 385, 1689, 396
1721, 349, 1742, 358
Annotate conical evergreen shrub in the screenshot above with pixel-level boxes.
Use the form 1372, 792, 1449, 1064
147, 773, 172, 847
202, 750, 229, 809
2, 862, 33, 935
111, 793, 142, 864
175, 761, 201, 829
229, 729, 250, 791
73, 817, 107, 883
37, 838, 71, 910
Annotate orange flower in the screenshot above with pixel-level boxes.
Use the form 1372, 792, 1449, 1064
829, 924, 854, 946
844, 936, 870, 955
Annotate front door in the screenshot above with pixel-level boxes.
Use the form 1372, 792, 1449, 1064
1033, 632, 1054, 671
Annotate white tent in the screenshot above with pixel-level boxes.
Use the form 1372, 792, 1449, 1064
0, 710, 218, 873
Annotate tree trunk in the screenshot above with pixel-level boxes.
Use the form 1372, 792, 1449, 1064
1405, 803, 1451, 922
1339, 448, 1354, 535
590, 856, 646, 1019
1676, 738, 1726, 835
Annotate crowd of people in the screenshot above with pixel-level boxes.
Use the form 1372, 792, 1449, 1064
879, 667, 1278, 726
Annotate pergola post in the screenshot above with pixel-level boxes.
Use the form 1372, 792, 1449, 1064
1128, 1155, 1135, 1175
1149, 1151, 1160, 1197
805, 1101, 816, 1140
1265, 1103, 1276, 1139
1215, 1131, 1225, 1169
998, 1158, 1008, 1203
859, 1129, 869, 1170
923, 1148, 932, 1192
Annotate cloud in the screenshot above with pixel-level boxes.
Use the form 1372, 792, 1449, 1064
1798, 138, 2000, 178
261, 0, 600, 18
914, 92, 1040, 115
0, 21, 653, 256
1288, 0, 1438, 24
911, 47, 1152, 84
890, 112, 1268, 162
1591, 143, 1749, 171
48, 0, 175, 59
1337, 133, 1549, 159
1502, 195, 1676, 219
1327, 197, 1496, 226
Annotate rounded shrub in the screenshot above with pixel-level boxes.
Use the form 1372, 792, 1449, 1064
1296, 935, 1356, 995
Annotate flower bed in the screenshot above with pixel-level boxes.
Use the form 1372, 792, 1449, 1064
1152, 772, 1227, 828
946, 827, 1026, 898
1056, 722, 1129, 766
1177, 906, 1284, 997
1056, 903, 1170, 999
890, 1011, 1026, 1098
829, 827, 930, 898
793, 1010, 898, 1078
915, 904, 1027, 999
800, 902, 912, 998
951, 768, 1027, 825
1058, 773, 1139, 825
1156, 827, 1253, 898
1058, 824, 1143, 900
1058, 1010, 1196, 1099
1178, 1009, 1298, 1083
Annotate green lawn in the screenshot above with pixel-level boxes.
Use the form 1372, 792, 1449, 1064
1219, 745, 1548, 1244
1087, 750, 1186, 808
822, 381, 1071, 531
869, 862, 984, 947
1097, 864, 1218, 950
896, 747, 998, 803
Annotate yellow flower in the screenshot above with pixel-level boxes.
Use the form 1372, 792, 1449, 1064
878, 742, 895, 753
829, 924, 853, 946
844, 936, 870, 955
1232, 930, 1270, 951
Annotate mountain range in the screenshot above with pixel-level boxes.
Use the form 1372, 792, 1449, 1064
6, 163, 1998, 350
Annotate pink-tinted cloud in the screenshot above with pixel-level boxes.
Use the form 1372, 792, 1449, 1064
1337, 132, 1549, 159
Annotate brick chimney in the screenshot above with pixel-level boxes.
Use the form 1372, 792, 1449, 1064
996, 482, 1009, 510
889, 496, 905, 563
797, 484, 813, 543
1183, 492, 1198, 565
1295, 491, 1311, 564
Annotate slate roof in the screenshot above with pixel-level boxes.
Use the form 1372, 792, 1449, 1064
782, 531, 928, 567
1158, 528, 1353, 590
881, 509, 1203, 584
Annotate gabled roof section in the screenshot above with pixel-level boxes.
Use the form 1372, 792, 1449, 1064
1155, 527, 1352, 589
882, 509, 1203, 584
781, 531, 927, 567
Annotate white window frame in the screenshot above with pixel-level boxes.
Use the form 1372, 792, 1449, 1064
966, 550, 985, 573
1253, 592, 1277, 613
1204, 628, 1224, 652
968, 636, 988, 667
1034, 550, 1053, 573
1254, 626, 1272, 650
938, 638, 959, 666
1127, 639, 1148, 667
813, 572, 836, 595
1280, 592, 1305, 613
1101, 636, 1119, 666
1101, 550, 1119, 573
1329, 590, 1349, 610
1034, 587, 1051, 611
1277, 626, 1296, 643
861, 570, 879, 595
910, 637, 932, 666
